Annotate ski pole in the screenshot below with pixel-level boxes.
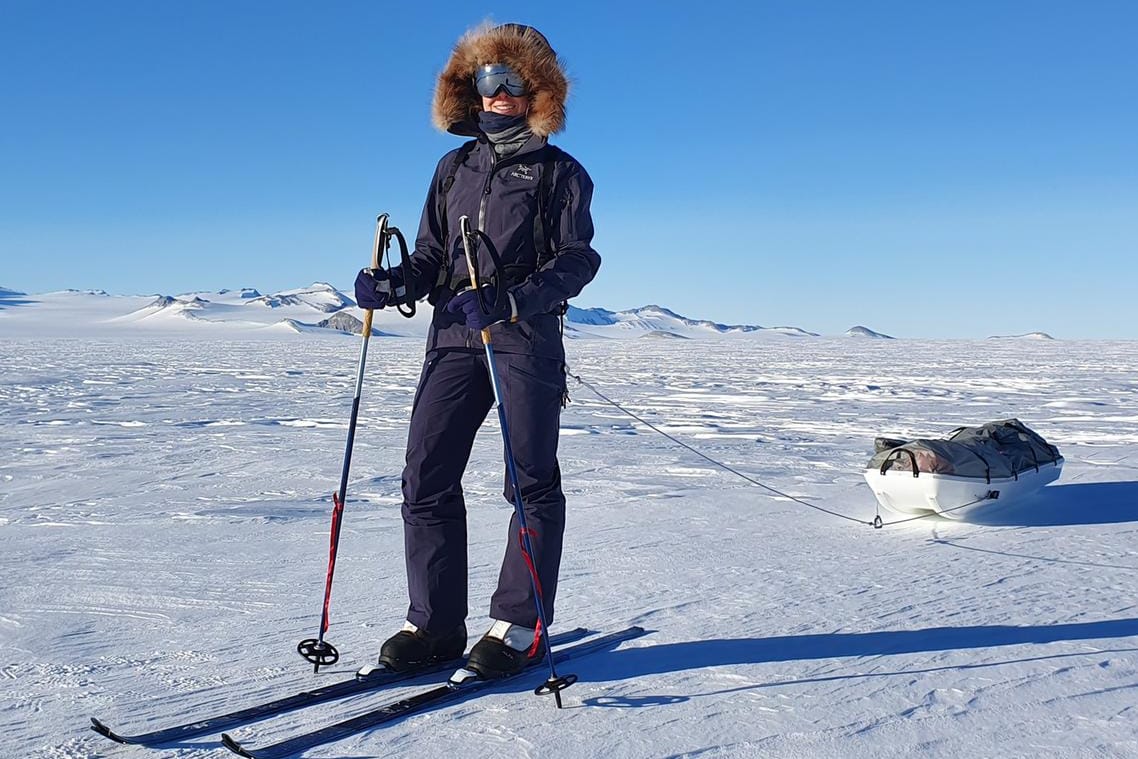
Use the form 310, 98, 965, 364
297, 213, 390, 673
458, 215, 577, 707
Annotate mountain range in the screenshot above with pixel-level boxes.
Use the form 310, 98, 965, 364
0, 284, 844, 339
0, 284, 1037, 340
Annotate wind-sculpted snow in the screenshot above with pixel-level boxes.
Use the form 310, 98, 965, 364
1, 336, 1136, 758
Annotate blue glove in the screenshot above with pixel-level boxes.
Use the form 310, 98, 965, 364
445, 285, 514, 330
354, 268, 390, 310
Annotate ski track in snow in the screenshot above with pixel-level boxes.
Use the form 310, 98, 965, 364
1, 337, 1137, 758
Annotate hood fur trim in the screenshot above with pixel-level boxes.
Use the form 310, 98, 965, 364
433, 23, 568, 137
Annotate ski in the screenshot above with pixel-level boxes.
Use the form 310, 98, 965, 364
221, 626, 646, 759
90, 627, 591, 746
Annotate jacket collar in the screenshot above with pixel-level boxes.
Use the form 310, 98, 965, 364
474, 132, 549, 165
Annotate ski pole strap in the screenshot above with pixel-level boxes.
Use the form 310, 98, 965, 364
464, 228, 509, 317
383, 225, 416, 318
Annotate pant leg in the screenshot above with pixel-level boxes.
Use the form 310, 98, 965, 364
401, 350, 493, 633
489, 354, 568, 628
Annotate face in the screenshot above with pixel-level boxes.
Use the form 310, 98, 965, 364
481, 92, 529, 117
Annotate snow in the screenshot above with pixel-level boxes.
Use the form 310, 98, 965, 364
1, 291, 1137, 758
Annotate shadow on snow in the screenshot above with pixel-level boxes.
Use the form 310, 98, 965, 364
967, 480, 1138, 527
578, 618, 1138, 688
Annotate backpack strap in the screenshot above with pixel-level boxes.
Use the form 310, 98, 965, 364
434, 139, 478, 291
533, 147, 568, 317
533, 150, 560, 271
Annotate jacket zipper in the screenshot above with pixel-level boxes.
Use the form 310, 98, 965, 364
478, 149, 497, 238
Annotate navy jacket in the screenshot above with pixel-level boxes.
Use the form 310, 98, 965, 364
397, 134, 601, 360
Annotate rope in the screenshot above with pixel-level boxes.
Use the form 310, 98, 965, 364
874, 493, 995, 525
567, 371, 874, 526
566, 370, 995, 529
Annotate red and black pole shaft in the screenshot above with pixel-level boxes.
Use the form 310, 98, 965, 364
297, 214, 389, 673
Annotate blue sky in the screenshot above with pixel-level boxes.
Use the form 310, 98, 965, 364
2, 1, 1136, 338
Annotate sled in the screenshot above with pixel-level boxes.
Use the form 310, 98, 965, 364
863, 419, 1063, 520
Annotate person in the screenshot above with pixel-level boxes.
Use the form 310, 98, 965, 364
353, 22, 600, 678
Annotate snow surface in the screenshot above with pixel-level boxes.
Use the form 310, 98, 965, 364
2, 294, 1137, 759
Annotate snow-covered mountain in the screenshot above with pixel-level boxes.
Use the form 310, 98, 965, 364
565, 305, 818, 338
988, 332, 1056, 340
241, 283, 353, 313
0, 284, 428, 339
0, 287, 35, 308
0, 284, 851, 339
845, 325, 895, 339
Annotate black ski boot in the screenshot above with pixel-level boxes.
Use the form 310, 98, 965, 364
378, 622, 467, 672
466, 620, 540, 679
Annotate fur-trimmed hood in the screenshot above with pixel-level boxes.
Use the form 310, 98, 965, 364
432, 23, 568, 138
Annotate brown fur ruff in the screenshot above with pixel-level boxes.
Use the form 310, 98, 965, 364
432, 23, 568, 137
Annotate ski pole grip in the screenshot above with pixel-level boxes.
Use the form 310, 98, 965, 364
458, 216, 480, 289
458, 216, 493, 344
358, 213, 390, 333
371, 213, 389, 271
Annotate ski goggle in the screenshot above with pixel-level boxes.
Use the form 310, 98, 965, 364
474, 64, 528, 98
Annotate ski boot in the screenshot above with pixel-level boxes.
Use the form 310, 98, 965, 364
377, 621, 467, 672
466, 620, 541, 679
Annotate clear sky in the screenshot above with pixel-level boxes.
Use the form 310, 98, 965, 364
3, 1, 1136, 338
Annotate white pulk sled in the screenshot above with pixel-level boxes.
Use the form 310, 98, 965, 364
863, 418, 1063, 520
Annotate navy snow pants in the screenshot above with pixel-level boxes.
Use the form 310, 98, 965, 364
400, 348, 566, 634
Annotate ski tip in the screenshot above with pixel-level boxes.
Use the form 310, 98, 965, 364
90, 717, 128, 744
221, 732, 257, 758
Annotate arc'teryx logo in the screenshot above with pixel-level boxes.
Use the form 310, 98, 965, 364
509, 165, 536, 181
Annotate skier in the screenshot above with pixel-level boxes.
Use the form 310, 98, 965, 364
354, 22, 600, 678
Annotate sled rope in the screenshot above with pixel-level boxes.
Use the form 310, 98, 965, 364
566, 370, 876, 526
566, 370, 996, 529
875, 492, 996, 525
